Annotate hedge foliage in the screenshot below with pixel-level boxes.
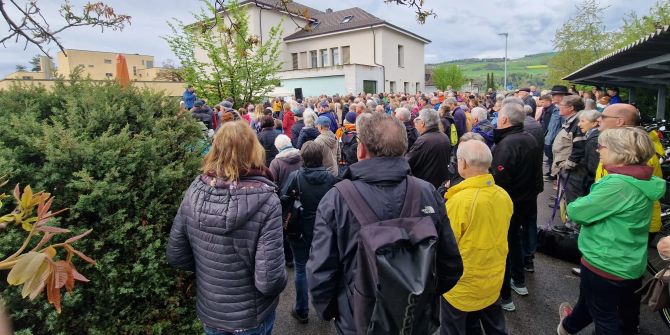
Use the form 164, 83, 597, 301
0, 80, 204, 334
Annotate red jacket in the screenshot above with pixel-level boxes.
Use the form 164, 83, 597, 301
283, 110, 295, 138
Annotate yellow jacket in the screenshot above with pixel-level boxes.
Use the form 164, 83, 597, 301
443, 174, 513, 312
595, 130, 663, 232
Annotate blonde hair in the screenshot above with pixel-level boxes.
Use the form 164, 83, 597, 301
202, 121, 265, 180
254, 105, 264, 120
599, 127, 655, 165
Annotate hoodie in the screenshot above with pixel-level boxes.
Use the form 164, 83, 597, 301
314, 130, 339, 176
567, 167, 665, 279
269, 148, 302, 191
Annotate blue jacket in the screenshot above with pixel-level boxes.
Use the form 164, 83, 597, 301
471, 120, 494, 148
319, 111, 339, 133
544, 104, 561, 146
453, 106, 467, 138
183, 90, 196, 109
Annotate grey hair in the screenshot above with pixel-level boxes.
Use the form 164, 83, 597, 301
460, 132, 486, 143
496, 94, 505, 102
445, 97, 457, 106
303, 109, 318, 127
418, 108, 440, 129
356, 112, 407, 157
457, 139, 492, 170
470, 107, 488, 122
366, 99, 377, 110
599, 127, 655, 165
395, 107, 411, 121
499, 102, 525, 126
502, 96, 524, 108
578, 109, 601, 123
584, 98, 597, 110
523, 104, 534, 116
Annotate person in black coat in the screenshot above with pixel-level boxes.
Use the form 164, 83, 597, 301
407, 108, 452, 189
291, 107, 306, 148
257, 115, 279, 167
395, 107, 419, 153
491, 102, 543, 311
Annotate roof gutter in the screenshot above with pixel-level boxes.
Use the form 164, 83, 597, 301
372, 25, 385, 94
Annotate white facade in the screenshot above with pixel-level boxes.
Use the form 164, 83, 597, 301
198, 2, 428, 97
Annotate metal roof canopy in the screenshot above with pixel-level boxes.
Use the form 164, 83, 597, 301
563, 25, 670, 120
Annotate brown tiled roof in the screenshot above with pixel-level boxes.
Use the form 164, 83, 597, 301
239, 0, 323, 19
283, 7, 429, 43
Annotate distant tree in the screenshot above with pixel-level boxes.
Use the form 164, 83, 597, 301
165, 0, 283, 107
432, 64, 467, 91
154, 59, 185, 82
15, 64, 26, 72
614, 0, 670, 48
0, 1, 131, 57
547, 0, 612, 85
489, 72, 497, 90
29, 55, 41, 72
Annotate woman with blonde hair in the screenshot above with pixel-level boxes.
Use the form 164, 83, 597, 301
557, 127, 665, 335
167, 120, 287, 335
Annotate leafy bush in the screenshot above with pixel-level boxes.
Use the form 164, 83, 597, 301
0, 80, 204, 334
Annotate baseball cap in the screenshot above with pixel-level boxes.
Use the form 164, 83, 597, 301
316, 115, 332, 127
219, 100, 234, 111
345, 111, 357, 124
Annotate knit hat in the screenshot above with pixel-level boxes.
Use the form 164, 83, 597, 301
194, 100, 204, 107
345, 111, 357, 124
274, 134, 293, 151
294, 106, 304, 117
316, 115, 332, 127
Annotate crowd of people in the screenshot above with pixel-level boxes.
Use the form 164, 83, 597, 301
166, 84, 670, 335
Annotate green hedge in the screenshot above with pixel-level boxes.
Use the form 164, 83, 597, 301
0, 80, 204, 334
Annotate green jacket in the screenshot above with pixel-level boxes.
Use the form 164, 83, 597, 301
567, 173, 665, 279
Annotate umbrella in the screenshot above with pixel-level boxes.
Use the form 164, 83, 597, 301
115, 54, 130, 88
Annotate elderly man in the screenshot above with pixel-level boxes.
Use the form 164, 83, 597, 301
491, 102, 543, 312
442, 140, 512, 335
470, 107, 494, 147
355, 102, 366, 115
544, 86, 569, 181
314, 116, 339, 176
396, 107, 419, 152
407, 108, 453, 189
518, 87, 537, 112
308, 113, 463, 335
318, 101, 339, 133
445, 97, 467, 138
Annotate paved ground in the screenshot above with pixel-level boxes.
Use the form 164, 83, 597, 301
273, 179, 669, 334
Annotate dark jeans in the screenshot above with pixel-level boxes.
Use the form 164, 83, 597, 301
544, 144, 553, 173
204, 311, 276, 335
283, 233, 293, 264
440, 297, 507, 335
289, 237, 311, 317
501, 201, 532, 300
561, 264, 642, 335
521, 196, 538, 261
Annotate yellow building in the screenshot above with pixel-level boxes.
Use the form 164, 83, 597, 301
56, 49, 156, 80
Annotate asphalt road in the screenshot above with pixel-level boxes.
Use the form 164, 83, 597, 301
272, 179, 669, 335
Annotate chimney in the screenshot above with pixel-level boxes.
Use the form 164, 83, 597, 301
326, 8, 333, 13
39, 56, 54, 79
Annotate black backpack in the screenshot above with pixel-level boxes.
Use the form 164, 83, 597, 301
334, 177, 439, 335
340, 130, 359, 166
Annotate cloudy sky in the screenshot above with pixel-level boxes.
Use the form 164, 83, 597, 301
0, 0, 660, 77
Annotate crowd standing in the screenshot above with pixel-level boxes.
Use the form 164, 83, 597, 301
169, 84, 668, 335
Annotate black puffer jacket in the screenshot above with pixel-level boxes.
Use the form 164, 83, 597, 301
406, 127, 452, 189
296, 127, 320, 149
491, 124, 543, 203
307, 157, 463, 335
258, 127, 279, 167
291, 120, 305, 148
166, 174, 287, 332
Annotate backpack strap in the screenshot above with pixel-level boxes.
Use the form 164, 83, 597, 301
399, 176, 421, 217
334, 180, 379, 225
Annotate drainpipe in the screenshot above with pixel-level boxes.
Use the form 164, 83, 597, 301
371, 26, 385, 93
256, 3, 264, 45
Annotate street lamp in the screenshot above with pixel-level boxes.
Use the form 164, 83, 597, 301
498, 32, 508, 91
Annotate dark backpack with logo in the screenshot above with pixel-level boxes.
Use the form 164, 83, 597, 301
340, 130, 359, 166
334, 177, 439, 335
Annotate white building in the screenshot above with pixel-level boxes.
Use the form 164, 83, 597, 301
201, 1, 430, 97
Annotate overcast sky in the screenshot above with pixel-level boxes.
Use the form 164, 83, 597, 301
0, 0, 660, 77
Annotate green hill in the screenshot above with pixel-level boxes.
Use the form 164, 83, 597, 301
428, 52, 556, 89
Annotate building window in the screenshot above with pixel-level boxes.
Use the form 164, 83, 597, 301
105, 73, 113, 78
146, 61, 153, 68
142, 60, 145, 65
363, 80, 377, 94
310, 50, 317, 68
331, 48, 340, 66
320, 49, 328, 67
342, 46, 350, 64
300, 52, 308, 68
104, 59, 112, 64
390, 81, 396, 93
21, 76, 33, 80
341, 15, 353, 24
133, 66, 137, 76
310, 20, 320, 30
88, 64, 94, 68
416, 82, 421, 93
291, 53, 299, 70
404, 82, 409, 93
398, 45, 404, 67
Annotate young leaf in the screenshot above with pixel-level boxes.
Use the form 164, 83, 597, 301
7, 252, 47, 286
37, 225, 70, 234
64, 229, 93, 244
22, 261, 50, 299
46, 271, 62, 313
53, 261, 70, 289
71, 248, 96, 265
20, 185, 33, 209
71, 266, 89, 282
13, 183, 20, 202
43, 246, 57, 258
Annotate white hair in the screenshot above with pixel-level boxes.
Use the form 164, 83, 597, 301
303, 109, 318, 127
274, 134, 293, 150
471, 107, 488, 122
457, 140, 492, 170
578, 109, 601, 123
502, 96, 524, 108
395, 107, 411, 121
418, 108, 440, 129
500, 103, 525, 126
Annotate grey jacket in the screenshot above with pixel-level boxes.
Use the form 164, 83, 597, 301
314, 130, 339, 176
167, 174, 287, 332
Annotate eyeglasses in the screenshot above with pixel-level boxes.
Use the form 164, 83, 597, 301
600, 115, 621, 120
413, 118, 423, 123
596, 143, 607, 151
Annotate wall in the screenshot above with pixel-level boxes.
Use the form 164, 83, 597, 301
378, 27, 426, 93
0, 79, 186, 97
247, 5, 308, 71
4, 71, 47, 80
280, 76, 345, 97
55, 50, 155, 80
274, 64, 383, 96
